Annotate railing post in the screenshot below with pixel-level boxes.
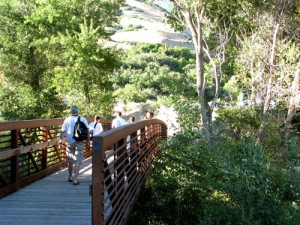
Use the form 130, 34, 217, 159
10, 130, 18, 183
139, 127, 146, 174
41, 127, 48, 170
116, 137, 126, 221
92, 138, 104, 225
128, 131, 138, 187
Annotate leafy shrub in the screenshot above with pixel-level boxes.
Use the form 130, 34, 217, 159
0, 85, 65, 120
260, 107, 287, 154
128, 134, 300, 225
114, 43, 197, 102
154, 96, 173, 108
165, 46, 195, 61
122, 24, 143, 31
172, 97, 202, 132
217, 139, 300, 225
215, 106, 261, 139
114, 84, 156, 103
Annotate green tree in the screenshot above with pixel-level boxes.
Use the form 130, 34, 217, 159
50, 20, 119, 117
0, 0, 124, 120
166, 0, 246, 142
0, 0, 64, 120
166, 0, 299, 144
225, 0, 299, 150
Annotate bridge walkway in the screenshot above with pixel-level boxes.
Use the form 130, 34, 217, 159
0, 157, 92, 225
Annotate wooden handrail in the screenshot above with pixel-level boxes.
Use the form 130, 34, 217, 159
0, 119, 65, 131
0, 118, 112, 131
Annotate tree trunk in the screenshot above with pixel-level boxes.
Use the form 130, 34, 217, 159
280, 69, 300, 156
169, 2, 213, 143
250, 35, 256, 107
258, 23, 279, 143
29, 46, 41, 91
192, 13, 210, 143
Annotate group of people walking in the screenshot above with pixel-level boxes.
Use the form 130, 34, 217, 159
59, 105, 154, 185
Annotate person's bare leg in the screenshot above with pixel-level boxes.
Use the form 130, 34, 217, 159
73, 163, 80, 184
68, 162, 73, 181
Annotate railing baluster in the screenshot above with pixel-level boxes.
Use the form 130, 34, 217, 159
10, 130, 18, 184
41, 126, 48, 170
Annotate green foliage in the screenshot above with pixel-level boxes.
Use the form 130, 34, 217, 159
215, 106, 261, 139
260, 108, 300, 160
51, 19, 119, 116
26, 0, 124, 37
121, 24, 143, 31
172, 97, 201, 132
114, 84, 156, 103
0, 0, 124, 120
154, 96, 173, 108
215, 106, 300, 160
114, 43, 196, 103
0, 84, 65, 120
216, 139, 300, 225
128, 134, 300, 225
0, 1, 47, 89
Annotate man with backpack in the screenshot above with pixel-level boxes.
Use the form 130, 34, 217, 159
59, 106, 89, 185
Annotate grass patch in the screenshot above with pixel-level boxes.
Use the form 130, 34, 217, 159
121, 24, 144, 31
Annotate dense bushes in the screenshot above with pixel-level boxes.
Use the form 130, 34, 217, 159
215, 106, 262, 139
128, 134, 300, 225
215, 106, 299, 159
128, 99, 300, 224
113, 43, 196, 103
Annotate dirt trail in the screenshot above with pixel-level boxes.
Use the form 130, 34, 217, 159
111, 0, 194, 49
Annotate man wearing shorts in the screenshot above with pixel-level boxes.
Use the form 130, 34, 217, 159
59, 106, 89, 185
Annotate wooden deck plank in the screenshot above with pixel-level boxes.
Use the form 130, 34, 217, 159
0, 157, 93, 225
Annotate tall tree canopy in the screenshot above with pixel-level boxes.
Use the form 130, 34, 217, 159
167, 0, 247, 141
166, 0, 299, 144
0, 0, 124, 120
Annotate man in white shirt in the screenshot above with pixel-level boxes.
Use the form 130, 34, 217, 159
59, 106, 89, 185
89, 115, 103, 139
112, 111, 126, 128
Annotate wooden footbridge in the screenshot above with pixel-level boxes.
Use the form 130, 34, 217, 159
0, 118, 167, 225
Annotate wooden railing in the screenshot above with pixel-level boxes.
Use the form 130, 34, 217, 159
0, 118, 112, 198
91, 119, 167, 225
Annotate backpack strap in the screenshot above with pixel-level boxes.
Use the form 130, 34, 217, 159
73, 116, 81, 137
90, 122, 98, 140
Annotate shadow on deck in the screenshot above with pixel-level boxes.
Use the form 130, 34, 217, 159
0, 157, 92, 225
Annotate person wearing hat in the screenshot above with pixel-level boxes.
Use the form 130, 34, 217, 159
59, 106, 89, 185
